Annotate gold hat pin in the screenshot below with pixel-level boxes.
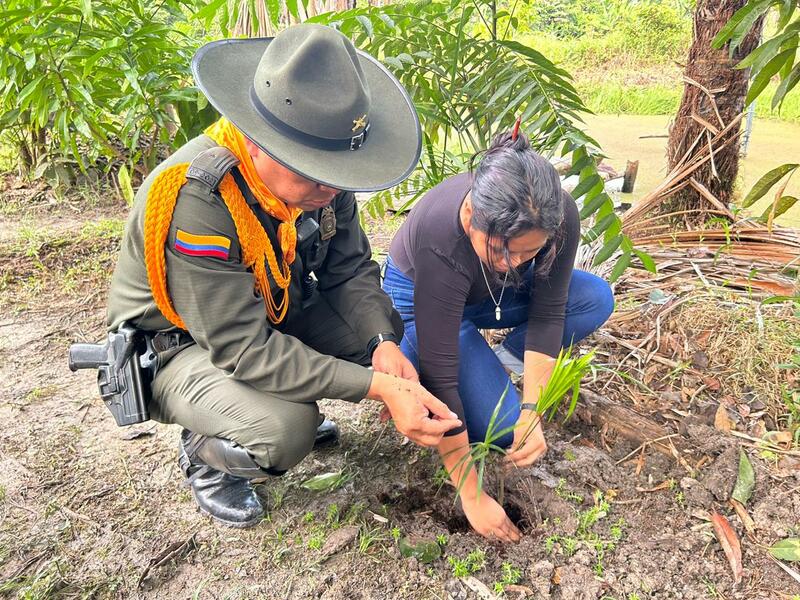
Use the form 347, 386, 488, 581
352, 114, 367, 132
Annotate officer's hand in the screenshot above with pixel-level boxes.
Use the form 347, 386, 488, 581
368, 373, 461, 447
372, 341, 418, 382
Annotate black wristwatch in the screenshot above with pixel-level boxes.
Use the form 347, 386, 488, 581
367, 332, 399, 358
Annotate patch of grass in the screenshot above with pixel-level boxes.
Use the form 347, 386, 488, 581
260, 525, 293, 565
678, 300, 800, 411
343, 501, 366, 525
79, 218, 125, 241
0, 560, 66, 599
779, 330, 800, 446
357, 525, 386, 554
23, 385, 59, 404
579, 81, 680, 116
1, 217, 124, 307
544, 491, 626, 576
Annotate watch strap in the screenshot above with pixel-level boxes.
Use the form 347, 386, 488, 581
367, 332, 399, 358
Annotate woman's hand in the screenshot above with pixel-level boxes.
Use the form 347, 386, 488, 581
372, 341, 419, 381
505, 409, 547, 468
460, 491, 521, 542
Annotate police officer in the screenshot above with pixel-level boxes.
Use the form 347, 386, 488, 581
106, 24, 461, 528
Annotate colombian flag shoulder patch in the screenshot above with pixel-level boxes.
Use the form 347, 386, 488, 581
174, 229, 231, 260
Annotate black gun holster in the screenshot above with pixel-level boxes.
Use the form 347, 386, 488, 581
68, 323, 159, 427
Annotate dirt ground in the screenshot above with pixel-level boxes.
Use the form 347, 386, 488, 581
1, 178, 799, 600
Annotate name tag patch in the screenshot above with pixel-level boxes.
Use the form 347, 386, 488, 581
174, 229, 231, 260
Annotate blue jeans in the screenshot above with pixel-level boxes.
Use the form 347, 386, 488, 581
382, 256, 614, 448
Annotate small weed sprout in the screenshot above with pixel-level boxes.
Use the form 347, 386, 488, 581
326, 503, 340, 528
555, 478, 584, 504
543, 491, 625, 574
433, 466, 450, 488
269, 487, 286, 511
448, 549, 486, 577
307, 531, 324, 551
564, 448, 577, 461
610, 518, 626, 541
390, 526, 401, 542
493, 562, 522, 593
448, 556, 470, 578
302, 511, 315, 524
436, 533, 448, 546
466, 549, 486, 572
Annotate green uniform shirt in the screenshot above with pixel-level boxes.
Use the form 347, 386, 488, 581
107, 135, 394, 403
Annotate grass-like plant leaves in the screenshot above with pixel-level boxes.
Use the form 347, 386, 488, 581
447, 346, 595, 503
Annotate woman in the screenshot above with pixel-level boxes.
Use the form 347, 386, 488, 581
382, 127, 614, 541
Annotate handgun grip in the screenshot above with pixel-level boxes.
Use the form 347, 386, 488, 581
68, 343, 108, 371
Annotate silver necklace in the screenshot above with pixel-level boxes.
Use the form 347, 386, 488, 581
478, 260, 509, 321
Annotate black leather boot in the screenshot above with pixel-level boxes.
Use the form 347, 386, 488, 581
314, 417, 339, 448
179, 430, 271, 528
179, 419, 339, 528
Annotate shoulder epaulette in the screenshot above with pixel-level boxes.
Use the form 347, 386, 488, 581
185, 147, 240, 191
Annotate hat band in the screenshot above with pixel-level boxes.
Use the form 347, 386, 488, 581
249, 86, 370, 151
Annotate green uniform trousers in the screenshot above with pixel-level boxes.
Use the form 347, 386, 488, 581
150, 294, 373, 472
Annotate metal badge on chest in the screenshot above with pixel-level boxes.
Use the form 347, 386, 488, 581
320, 206, 337, 241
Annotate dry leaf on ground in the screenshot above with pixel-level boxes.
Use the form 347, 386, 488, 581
710, 511, 744, 584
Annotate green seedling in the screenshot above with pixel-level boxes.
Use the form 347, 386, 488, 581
555, 478, 584, 504
436, 533, 449, 546
390, 526, 401, 542
307, 531, 324, 551
447, 548, 486, 578
447, 347, 594, 503
493, 561, 522, 594
326, 503, 340, 528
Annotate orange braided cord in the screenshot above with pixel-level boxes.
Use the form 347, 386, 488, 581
218, 174, 291, 324
143, 164, 190, 330
143, 163, 293, 327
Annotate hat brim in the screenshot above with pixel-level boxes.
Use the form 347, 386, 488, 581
192, 38, 422, 193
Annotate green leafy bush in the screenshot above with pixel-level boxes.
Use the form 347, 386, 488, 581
0, 0, 216, 179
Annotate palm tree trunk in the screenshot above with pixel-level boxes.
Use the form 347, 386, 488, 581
664, 0, 764, 225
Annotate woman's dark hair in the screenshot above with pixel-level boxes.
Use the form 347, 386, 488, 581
468, 129, 564, 285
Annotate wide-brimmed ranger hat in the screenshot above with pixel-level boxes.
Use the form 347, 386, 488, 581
192, 24, 422, 192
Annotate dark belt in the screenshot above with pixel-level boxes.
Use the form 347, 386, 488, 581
151, 330, 195, 353
148, 330, 196, 373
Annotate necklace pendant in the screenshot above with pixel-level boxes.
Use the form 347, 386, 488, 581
495, 306, 501, 321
